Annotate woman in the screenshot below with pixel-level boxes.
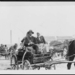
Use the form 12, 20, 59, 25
36, 32, 46, 44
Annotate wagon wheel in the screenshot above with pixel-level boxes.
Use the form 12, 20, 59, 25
11, 56, 18, 70
49, 51, 56, 70
23, 60, 33, 70
50, 58, 56, 70
45, 65, 51, 70
37, 67, 40, 70
45, 58, 52, 70
45, 58, 56, 70
32, 66, 40, 70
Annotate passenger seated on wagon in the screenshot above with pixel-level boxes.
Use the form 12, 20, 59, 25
36, 32, 47, 53
21, 30, 40, 54
36, 32, 47, 44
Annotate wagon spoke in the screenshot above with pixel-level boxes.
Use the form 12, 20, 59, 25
23, 60, 32, 70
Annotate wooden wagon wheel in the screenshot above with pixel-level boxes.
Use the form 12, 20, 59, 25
45, 57, 56, 70
22, 60, 32, 70
50, 58, 56, 70
45, 65, 51, 70
45, 58, 52, 70
11, 56, 18, 70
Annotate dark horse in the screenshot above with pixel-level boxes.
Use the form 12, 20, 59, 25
66, 39, 75, 69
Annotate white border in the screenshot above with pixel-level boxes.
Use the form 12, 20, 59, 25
0, 2, 75, 74
0, 2, 75, 6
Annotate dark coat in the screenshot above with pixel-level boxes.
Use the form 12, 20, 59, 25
21, 36, 39, 54
21, 36, 37, 47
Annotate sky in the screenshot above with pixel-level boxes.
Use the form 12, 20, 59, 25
0, 2, 75, 44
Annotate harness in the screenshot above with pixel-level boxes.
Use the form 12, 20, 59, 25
66, 54, 75, 58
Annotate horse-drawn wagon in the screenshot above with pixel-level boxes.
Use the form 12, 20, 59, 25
9, 39, 75, 70
0, 46, 10, 59
10, 44, 55, 70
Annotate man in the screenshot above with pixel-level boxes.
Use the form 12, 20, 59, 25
21, 30, 38, 54
21, 30, 36, 46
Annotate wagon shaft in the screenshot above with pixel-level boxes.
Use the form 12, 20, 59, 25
31, 60, 75, 68
45, 60, 75, 66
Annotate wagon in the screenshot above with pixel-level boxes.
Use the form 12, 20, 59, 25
10, 44, 55, 70
0, 47, 10, 59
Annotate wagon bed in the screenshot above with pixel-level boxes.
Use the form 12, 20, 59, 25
10, 48, 53, 70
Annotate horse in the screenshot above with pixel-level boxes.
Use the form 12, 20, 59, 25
66, 39, 75, 69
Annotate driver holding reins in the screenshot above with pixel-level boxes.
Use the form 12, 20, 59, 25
21, 30, 39, 54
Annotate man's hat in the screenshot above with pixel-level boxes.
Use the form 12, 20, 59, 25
27, 30, 34, 34
37, 32, 40, 34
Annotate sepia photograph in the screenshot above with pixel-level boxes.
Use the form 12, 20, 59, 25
0, 2, 75, 73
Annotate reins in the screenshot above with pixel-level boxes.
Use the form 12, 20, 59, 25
66, 54, 75, 58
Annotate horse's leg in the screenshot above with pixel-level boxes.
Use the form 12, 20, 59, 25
67, 56, 74, 70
